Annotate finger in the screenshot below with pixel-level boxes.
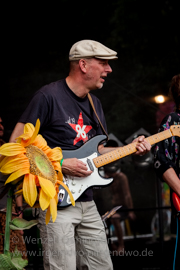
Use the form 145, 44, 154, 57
136, 148, 148, 156
144, 141, 151, 151
80, 162, 88, 169
78, 160, 88, 167
136, 143, 146, 152
133, 135, 145, 143
75, 170, 92, 177
137, 135, 145, 142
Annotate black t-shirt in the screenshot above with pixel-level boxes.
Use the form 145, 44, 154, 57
19, 79, 108, 201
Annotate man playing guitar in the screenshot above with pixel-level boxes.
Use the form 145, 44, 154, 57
9, 40, 151, 270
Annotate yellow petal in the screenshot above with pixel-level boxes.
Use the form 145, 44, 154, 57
24, 123, 35, 135
38, 176, 56, 199
17, 128, 33, 140
54, 193, 58, 204
16, 134, 31, 144
0, 153, 26, 169
0, 155, 4, 162
48, 147, 63, 162
5, 167, 29, 185
52, 161, 61, 172
14, 189, 23, 195
33, 135, 47, 149
16, 181, 23, 191
33, 202, 40, 208
1, 156, 29, 174
0, 156, 11, 168
27, 119, 40, 145
50, 197, 57, 222
42, 147, 52, 157
23, 174, 37, 207
39, 188, 50, 210
19, 122, 35, 141
57, 170, 63, 181
21, 119, 40, 147
0, 143, 26, 156
45, 206, 51, 225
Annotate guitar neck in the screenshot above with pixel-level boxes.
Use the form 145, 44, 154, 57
93, 129, 172, 168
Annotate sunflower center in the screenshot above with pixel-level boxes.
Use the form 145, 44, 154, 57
25, 144, 56, 184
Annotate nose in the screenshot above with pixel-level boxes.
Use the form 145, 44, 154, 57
105, 64, 112, 73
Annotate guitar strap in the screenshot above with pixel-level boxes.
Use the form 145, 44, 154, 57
87, 93, 109, 139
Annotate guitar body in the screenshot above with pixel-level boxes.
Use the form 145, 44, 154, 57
57, 135, 113, 209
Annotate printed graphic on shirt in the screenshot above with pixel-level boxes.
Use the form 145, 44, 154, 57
68, 112, 92, 145
162, 116, 171, 130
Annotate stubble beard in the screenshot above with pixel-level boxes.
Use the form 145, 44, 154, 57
98, 83, 103, 89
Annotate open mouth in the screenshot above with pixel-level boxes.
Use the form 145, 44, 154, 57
100, 76, 106, 82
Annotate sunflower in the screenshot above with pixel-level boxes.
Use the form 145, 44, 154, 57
0, 119, 75, 224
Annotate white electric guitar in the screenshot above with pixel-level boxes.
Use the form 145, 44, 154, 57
57, 125, 180, 209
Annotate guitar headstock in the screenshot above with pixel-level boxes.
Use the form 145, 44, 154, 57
170, 125, 180, 137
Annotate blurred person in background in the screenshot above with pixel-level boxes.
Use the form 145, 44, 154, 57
154, 74, 180, 269
103, 140, 136, 252
0, 117, 5, 147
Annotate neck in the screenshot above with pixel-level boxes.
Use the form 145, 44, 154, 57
66, 76, 89, 98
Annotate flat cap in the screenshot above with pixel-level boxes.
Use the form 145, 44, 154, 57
69, 40, 118, 61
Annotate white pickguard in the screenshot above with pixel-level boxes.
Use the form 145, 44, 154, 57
62, 152, 113, 205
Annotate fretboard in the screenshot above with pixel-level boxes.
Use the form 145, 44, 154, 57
93, 129, 172, 168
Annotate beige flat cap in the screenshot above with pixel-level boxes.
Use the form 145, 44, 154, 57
69, 40, 118, 61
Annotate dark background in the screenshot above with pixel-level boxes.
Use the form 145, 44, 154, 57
1, 0, 180, 140
1, 1, 180, 268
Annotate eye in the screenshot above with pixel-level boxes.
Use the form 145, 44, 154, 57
100, 61, 106, 66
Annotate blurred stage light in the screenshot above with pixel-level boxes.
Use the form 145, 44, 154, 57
154, 95, 166, 104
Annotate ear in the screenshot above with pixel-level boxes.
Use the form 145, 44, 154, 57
79, 59, 87, 73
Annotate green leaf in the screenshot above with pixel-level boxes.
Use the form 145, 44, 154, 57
10, 246, 22, 259
0, 253, 17, 270
0, 247, 28, 270
10, 247, 28, 269
9, 218, 38, 230
11, 257, 28, 270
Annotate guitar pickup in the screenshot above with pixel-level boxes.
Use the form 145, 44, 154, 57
87, 158, 94, 172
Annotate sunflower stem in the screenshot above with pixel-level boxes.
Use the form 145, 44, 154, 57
4, 187, 13, 255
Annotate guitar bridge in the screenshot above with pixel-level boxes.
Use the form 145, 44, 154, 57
87, 158, 94, 172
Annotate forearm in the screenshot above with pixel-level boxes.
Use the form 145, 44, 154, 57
16, 195, 23, 207
124, 194, 134, 209
98, 144, 116, 154
162, 168, 180, 197
9, 122, 25, 142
